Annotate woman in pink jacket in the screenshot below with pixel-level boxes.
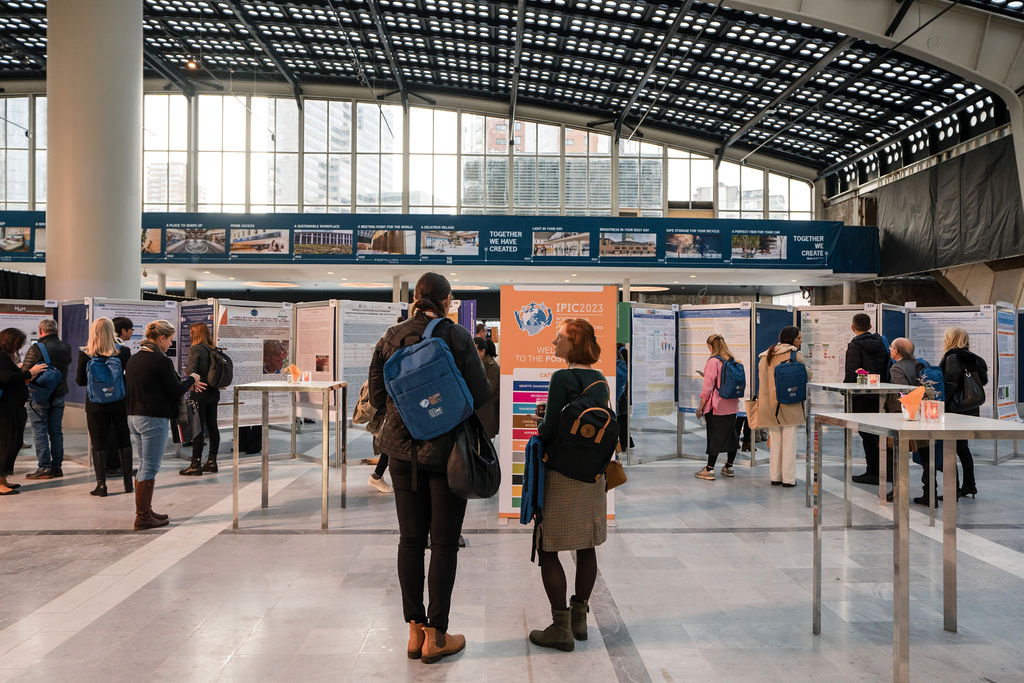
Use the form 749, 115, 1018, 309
695, 334, 740, 481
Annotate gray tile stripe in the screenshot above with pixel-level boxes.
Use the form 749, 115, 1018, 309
591, 566, 653, 683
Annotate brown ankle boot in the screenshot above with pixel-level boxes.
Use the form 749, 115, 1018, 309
407, 621, 426, 659
569, 595, 589, 641
420, 626, 466, 664
133, 479, 169, 531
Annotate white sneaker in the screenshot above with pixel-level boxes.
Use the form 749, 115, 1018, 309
368, 475, 393, 494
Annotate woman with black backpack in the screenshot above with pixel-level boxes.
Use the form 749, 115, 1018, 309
695, 334, 740, 481
367, 272, 490, 665
525, 318, 610, 653
180, 322, 221, 476
941, 327, 987, 499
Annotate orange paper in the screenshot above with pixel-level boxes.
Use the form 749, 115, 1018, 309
898, 386, 926, 420
285, 364, 301, 382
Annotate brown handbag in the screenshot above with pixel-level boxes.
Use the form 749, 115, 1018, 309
605, 460, 627, 490
745, 399, 762, 429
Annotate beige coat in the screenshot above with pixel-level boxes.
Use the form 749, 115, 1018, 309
756, 343, 811, 427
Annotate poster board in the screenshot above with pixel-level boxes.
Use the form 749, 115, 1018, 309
0, 299, 57, 343
629, 305, 676, 419
498, 285, 617, 519
879, 304, 907, 343
1018, 309, 1024, 413
753, 303, 796, 360
292, 301, 340, 416
458, 299, 477, 335
338, 299, 407, 401
677, 304, 753, 415
213, 299, 292, 424
995, 307, 1017, 421
797, 304, 878, 411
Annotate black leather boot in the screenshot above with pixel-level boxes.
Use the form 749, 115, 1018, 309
179, 455, 203, 476
90, 448, 108, 497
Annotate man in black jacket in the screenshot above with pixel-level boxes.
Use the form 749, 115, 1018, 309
844, 313, 890, 485
22, 319, 72, 479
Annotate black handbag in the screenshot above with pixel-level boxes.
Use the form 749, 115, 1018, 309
447, 415, 500, 499
953, 369, 985, 412
172, 398, 202, 444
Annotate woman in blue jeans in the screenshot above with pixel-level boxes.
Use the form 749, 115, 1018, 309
124, 320, 205, 530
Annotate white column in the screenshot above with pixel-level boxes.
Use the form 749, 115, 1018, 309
185, 280, 197, 299
622, 278, 631, 303
157, 273, 167, 295
842, 281, 855, 304
46, 0, 143, 301
393, 275, 402, 304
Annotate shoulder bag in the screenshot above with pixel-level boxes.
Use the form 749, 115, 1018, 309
447, 414, 501, 499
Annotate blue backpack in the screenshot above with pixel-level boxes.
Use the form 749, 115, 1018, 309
86, 346, 125, 404
714, 355, 746, 399
915, 356, 945, 402
383, 318, 474, 440
28, 342, 63, 404
615, 357, 627, 401
521, 435, 546, 563
774, 350, 808, 406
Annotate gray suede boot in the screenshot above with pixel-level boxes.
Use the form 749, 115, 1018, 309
570, 595, 589, 640
529, 608, 574, 652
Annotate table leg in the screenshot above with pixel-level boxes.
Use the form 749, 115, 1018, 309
893, 435, 911, 683
261, 392, 269, 509
290, 393, 297, 459
340, 384, 347, 509
928, 440, 935, 527
812, 421, 823, 636
321, 390, 329, 530
878, 395, 887, 504
942, 438, 957, 633
844, 393, 852, 528
232, 388, 240, 530
805, 413, 813, 509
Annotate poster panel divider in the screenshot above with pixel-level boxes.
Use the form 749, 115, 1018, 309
1018, 309, 1024, 416
627, 303, 677, 464
879, 303, 907, 343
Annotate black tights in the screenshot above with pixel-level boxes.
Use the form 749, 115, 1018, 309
191, 396, 220, 461
538, 548, 598, 610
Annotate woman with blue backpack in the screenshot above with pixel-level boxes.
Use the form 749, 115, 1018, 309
755, 326, 810, 487
695, 334, 741, 481
76, 317, 133, 497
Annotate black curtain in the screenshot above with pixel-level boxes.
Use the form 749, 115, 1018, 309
0, 269, 45, 299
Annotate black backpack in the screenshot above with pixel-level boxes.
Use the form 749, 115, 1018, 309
544, 370, 619, 483
206, 346, 234, 389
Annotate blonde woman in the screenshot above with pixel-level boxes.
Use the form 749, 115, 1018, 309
941, 327, 988, 498
695, 334, 740, 480
125, 320, 205, 530
755, 326, 810, 487
75, 317, 133, 497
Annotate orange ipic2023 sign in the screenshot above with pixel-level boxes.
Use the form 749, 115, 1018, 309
498, 285, 618, 519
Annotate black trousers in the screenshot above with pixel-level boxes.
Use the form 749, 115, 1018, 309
389, 457, 467, 632
86, 401, 131, 451
735, 416, 751, 443
705, 412, 738, 467
851, 395, 882, 473
191, 394, 221, 461
0, 405, 26, 476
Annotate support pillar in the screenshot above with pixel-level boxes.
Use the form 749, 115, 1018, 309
185, 280, 197, 299
46, 0, 143, 302
622, 278, 631, 303
157, 273, 167, 295
393, 275, 402, 304
842, 281, 855, 304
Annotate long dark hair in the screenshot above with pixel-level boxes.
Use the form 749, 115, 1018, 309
0, 327, 27, 359
770, 325, 800, 358
410, 272, 452, 317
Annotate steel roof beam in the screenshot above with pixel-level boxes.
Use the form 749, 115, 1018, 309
143, 48, 196, 98
885, 0, 916, 37
0, 35, 43, 69
715, 35, 855, 166
226, 0, 303, 108
509, 0, 527, 125
364, 0, 409, 111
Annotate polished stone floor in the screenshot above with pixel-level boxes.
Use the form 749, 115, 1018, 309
1, 422, 1023, 682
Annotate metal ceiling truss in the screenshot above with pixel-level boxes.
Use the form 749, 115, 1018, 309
0, 0, 1007, 176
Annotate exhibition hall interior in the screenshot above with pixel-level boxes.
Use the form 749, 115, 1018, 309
2, 0, 1024, 681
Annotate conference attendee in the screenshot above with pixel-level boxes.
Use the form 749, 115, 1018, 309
112, 317, 134, 344
474, 337, 500, 439
21, 319, 72, 480
844, 313, 890, 485
941, 327, 987, 499
125, 320, 205, 530
887, 337, 935, 505
525, 318, 609, 653
755, 326, 809, 487
0, 328, 47, 495
77, 317, 134, 497
695, 334, 739, 481
367, 272, 489, 664
474, 322, 497, 358
180, 322, 222, 475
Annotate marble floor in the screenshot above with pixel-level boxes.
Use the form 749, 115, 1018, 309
2, 423, 1023, 682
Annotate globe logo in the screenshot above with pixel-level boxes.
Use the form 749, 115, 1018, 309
514, 302, 553, 336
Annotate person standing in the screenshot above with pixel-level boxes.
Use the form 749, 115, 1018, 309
125, 320, 205, 530
180, 322, 221, 475
474, 337, 500, 440
755, 326, 809, 487
22, 319, 72, 480
844, 313, 890, 485
474, 322, 497, 358
695, 334, 740, 481
941, 327, 987, 499
525, 318, 609, 653
107, 316, 135, 475
368, 272, 489, 664
0, 328, 47, 495
112, 317, 134, 346
887, 337, 935, 505
77, 317, 133, 497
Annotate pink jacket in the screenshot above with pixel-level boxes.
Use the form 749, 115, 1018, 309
699, 356, 739, 416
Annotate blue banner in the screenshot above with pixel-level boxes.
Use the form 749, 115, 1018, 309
4, 211, 877, 274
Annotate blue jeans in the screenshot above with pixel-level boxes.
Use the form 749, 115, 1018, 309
128, 415, 170, 481
29, 396, 65, 470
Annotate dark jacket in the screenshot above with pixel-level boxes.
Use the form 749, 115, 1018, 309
368, 313, 490, 470
125, 345, 196, 419
185, 343, 220, 402
76, 345, 131, 408
475, 355, 500, 439
22, 333, 72, 398
941, 347, 988, 415
0, 353, 31, 407
843, 332, 889, 383
886, 356, 921, 411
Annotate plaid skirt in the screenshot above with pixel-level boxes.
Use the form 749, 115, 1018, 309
537, 467, 607, 553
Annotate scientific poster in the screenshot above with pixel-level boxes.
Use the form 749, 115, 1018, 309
996, 309, 1017, 420
677, 306, 751, 414
339, 300, 407, 397
0, 300, 55, 343
798, 306, 873, 410
908, 308, 995, 418
498, 285, 617, 519
92, 299, 178, 356
216, 303, 292, 423
630, 307, 676, 418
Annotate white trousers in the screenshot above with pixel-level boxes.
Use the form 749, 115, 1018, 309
768, 425, 798, 485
